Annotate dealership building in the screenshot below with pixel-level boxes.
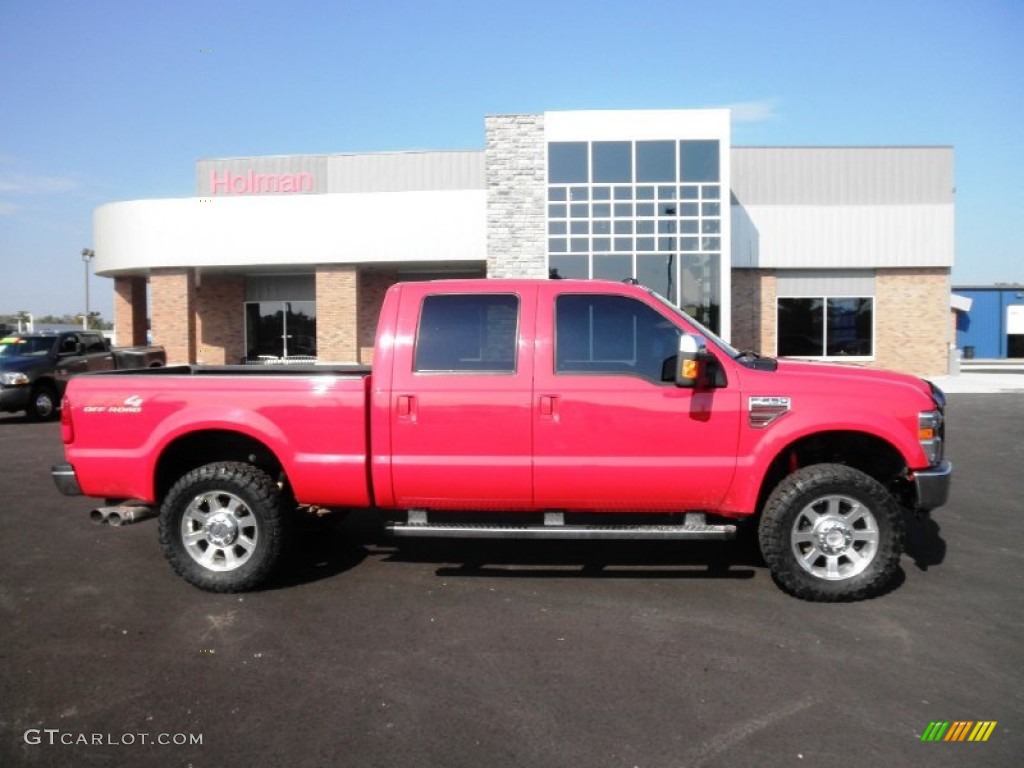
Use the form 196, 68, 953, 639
94, 109, 955, 375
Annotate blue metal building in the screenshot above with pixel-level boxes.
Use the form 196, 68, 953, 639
954, 285, 1024, 359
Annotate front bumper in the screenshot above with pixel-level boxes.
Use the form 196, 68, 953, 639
51, 463, 82, 496
0, 386, 30, 414
913, 460, 953, 511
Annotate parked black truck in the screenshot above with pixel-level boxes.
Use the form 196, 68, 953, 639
0, 331, 165, 420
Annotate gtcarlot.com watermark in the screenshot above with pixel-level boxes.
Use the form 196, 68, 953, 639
24, 729, 202, 747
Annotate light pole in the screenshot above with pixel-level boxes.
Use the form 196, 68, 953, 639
81, 249, 94, 329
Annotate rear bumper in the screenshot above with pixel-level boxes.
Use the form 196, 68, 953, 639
914, 460, 952, 511
51, 463, 82, 496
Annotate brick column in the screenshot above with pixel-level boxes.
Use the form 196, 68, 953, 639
113, 276, 149, 347
196, 274, 246, 365
485, 113, 547, 278
758, 273, 779, 356
358, 270, 399, 364
150, 269, 196, 364
316, 265, 359, 363
729, 269, 778, 356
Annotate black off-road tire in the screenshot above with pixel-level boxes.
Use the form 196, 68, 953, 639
27, 384, 59, 421
758, 463, 904, 602
158, 462, 290, 592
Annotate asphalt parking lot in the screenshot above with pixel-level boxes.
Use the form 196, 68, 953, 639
1, 394, 1022, 768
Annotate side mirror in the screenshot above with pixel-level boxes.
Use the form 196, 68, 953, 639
675, 334, 705, 388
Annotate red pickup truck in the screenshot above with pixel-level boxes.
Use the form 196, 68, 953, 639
51, 279, 951, 601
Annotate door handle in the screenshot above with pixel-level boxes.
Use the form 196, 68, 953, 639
397, 394, 417, 421
539, 395, 559, 420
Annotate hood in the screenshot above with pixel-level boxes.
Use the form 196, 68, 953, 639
0, 354, 53, 376
768, 358, 936, 402
0, 354, 49, 376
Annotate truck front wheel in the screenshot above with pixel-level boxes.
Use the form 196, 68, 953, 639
158, 462, 290, 592
27, 384, 59, 421
758, 464, 904, 602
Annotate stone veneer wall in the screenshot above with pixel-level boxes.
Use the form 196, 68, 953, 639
485, 114, 547, 278
195, 274, 246, 365
150, 269, 196, 364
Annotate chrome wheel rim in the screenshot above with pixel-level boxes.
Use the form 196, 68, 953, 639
790, 494, 879, 581
181, 491, 259, 572
34, 393, 55, 418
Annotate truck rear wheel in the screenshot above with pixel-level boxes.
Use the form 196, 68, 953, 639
158, 462, 290, 592
758, 464, 904, 602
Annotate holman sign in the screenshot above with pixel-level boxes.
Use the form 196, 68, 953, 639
209, 170, 314, 195
197, 156, 328, 196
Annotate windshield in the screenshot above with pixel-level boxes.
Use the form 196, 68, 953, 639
0, 337, 54, 358
646, 290, 741, 358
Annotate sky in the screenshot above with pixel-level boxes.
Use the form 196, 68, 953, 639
0, 0, 1021, 319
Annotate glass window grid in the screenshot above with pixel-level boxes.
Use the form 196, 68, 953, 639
547, 182, 721, 303
547, 141, 722, 328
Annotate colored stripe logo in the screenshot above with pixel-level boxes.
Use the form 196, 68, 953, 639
921, 721, 997, 742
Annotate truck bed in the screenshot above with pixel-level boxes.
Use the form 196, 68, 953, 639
62, 366, 374, 507
88, 364, 373, 377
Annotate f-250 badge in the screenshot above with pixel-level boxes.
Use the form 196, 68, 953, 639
748, 396, 791, 428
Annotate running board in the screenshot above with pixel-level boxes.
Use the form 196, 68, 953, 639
387, 511, 736, 541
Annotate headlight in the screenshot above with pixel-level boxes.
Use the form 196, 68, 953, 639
0, 372, 30, 386
918, 410, 944, 465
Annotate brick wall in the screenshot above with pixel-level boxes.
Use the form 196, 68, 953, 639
316, 265, 358, 363
731, 267, 949, 375
150, 269, 196, 364
731, 269, 777, 355
874, 268, 950, 376
358, 269, 399, 364
196, 274, 245, 365
113, 276, 149, 347
485, 114, 547, 278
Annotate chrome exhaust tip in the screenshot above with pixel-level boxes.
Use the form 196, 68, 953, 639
90, 505, 156, 526
108, 506, 156, 527
89, 508, 111, 525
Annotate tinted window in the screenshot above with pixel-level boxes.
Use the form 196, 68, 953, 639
549, 255, 588, 279
0, 337, 53, 357
777, 297, 873, 357
548, 142, 588, 183
827, 298, 873, 356
680, 140, 720, 182
415, 294, 519, 373
59, 335, 80, 354
636, 141, 675, 182
592, 141, 632, 182
592, 254, 632, 281
82, 334, 107, 354
778, 298, 824, 356
556, 294, 680, 383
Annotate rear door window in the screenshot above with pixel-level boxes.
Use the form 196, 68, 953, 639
414, 294, 519, 373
